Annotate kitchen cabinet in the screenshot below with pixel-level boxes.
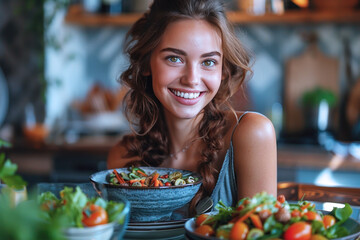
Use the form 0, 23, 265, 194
65, 4, 360, 26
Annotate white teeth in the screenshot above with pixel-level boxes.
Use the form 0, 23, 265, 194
172, 90, 200, 99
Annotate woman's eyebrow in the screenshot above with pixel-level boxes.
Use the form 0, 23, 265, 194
160, 48, 186, 56
160, 48, 221, 58
201, 51, 221, 58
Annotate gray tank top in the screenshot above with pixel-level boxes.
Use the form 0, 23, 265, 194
210, 111, 248, 208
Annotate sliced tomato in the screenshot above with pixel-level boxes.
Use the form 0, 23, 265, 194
323, 215, 336, 229
195, 214, 210, 227
229, 221, 249, 240
283, 222, 311, 240
194, 224, 215, 237
82, 204, 108, 227
303, 211, 322, 221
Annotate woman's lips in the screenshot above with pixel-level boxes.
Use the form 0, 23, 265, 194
170, 89, 201, 99
169, 89, 203, 105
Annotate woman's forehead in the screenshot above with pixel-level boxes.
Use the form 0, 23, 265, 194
156, 19, 222, 55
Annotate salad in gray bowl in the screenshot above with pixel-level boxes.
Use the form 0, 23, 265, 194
90, 166, 203, 222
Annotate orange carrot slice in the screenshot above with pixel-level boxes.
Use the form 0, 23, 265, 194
154, 179, 160, 187
250, 214, 263, 230
113, 169, 125, 184
137, 170, 147, 177
129, 179, 140, 184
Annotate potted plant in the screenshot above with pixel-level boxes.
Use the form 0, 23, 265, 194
301, 87, 337, 132
0, 186, 66, 240
0, 139, 27, 205
301, 87, 337, 108
0, 138, 66, 239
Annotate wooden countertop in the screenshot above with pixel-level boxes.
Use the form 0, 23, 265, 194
7, 135, 121, 154
6, 136, 360, 174
277, 143, 360, 171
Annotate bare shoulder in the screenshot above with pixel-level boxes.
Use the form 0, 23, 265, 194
107, 139, 139, 169
232, 111, 276, 145
231, 111, 277, 198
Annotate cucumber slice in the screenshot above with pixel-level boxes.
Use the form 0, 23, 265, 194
246, 228, 264, 240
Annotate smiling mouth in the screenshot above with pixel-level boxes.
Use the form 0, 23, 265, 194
170, 89, 201, 99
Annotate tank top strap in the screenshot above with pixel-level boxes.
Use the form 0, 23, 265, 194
231, 111, 249, 140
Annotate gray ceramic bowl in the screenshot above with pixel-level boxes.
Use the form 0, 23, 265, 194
89, 167, 202, 222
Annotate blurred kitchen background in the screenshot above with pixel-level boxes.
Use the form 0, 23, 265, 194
1, 0, 360, 188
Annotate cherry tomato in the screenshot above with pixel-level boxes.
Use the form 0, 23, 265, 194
195, 214, 210, 227
323, 215, 336, 229
194, 224, 215, 236
310, 234, 328, 240
82, 204, 108, 227
229, 221, 249, 240
236, 200, 251, 211
303, 211, 322, 221
236, 205, 245, 211
275, 201, 282, 208
244, 199, 251, 205
291, 209, 301, 218
283, 222, 312, 240
41, 200, 56, 211
277, 194, 286, 204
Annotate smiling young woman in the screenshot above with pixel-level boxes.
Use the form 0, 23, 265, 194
107, 0, 277, 215
150, 19, 223, 121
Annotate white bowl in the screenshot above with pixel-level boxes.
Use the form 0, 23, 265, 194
62, 194, 131, 240
63, 222, 115, 240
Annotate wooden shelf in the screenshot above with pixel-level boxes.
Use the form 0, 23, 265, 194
227, 10, 360, 24
65, 4, 142, 26
65, 4, 360, 26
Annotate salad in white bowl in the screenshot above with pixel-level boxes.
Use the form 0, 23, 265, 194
38, 186, 130, 240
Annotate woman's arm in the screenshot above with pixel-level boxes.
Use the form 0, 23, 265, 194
107, 142, 139, 169
232, 112, 277, 199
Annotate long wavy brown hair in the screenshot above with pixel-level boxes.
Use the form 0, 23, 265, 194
118, 0, 251, 215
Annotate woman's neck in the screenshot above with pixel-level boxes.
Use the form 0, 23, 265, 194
164, 112, 203, 154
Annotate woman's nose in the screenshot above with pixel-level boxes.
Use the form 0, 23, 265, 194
181, 64, 200, 86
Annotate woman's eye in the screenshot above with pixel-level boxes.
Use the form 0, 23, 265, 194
167, 56, 182, 63
203, 60, 215, 67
